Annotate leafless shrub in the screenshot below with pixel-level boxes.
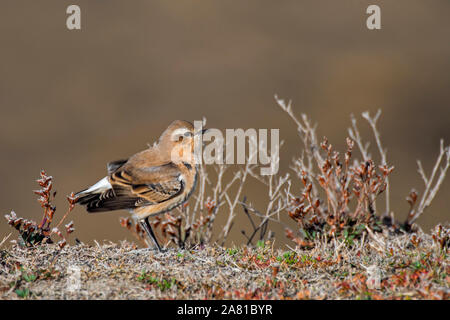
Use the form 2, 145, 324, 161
405, 140, 450, 230
119, 217, 147, 246
287, 135, 391, 245
4, 170, 76, 248
276, 95, 449, 246
239, 167, 291, 246
431, 223, 449, 251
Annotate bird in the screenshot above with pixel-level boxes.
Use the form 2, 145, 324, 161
74, 120, 205, 251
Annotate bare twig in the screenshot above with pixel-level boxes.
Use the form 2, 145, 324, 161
361, 110, 392, 220
408, 140, 450, 225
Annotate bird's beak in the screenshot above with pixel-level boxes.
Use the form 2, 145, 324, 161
196, 128, 209, 136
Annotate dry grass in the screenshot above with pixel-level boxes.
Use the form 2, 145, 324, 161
0, 225, 448, 300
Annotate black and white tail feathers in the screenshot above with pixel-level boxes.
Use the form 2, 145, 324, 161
75, 159, 141, 213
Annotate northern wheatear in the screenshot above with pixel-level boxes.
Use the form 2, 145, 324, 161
75, 120, 205, 251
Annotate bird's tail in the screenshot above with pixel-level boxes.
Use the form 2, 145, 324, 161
74, 177, 112, 205
75, 176, 139, 213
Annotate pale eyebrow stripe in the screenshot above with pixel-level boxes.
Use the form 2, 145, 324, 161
171, 128, 189, 137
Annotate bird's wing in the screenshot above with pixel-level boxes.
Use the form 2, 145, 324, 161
110, 162, 184, 204
78, 185, 150, 212
77, 161, 184, 213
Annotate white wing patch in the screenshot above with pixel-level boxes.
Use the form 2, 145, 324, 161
82, 177, 112, 194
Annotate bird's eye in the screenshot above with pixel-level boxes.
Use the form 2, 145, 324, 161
184, 131, 193, 137
178, 135, 184, 142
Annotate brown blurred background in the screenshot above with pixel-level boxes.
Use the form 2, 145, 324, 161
1, 0, 449, 247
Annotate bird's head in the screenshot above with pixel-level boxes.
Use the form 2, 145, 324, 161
159, 120, 203, 164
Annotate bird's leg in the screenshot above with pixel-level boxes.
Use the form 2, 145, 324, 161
140, 217, 162, 252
